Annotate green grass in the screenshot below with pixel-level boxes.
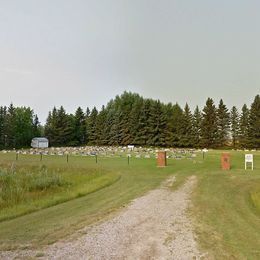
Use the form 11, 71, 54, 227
191, 151, 260, 259
0, 159, 120, 222
0, 150, 259, 259
251, 191, 260, 213
0, 153, 174, 249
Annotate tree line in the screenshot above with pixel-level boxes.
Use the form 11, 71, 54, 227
45, 92, 260, 149
0, 104, 41, 149
0, 92, 259, 149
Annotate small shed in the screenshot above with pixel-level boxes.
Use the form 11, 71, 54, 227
31, 137, 49, 148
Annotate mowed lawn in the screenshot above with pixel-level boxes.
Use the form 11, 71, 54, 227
0, 150, 259, 259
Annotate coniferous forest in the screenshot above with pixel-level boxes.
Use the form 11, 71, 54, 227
0, 92, 259, 149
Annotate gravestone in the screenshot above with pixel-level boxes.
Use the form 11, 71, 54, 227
221, 153, 231, 170
157, 151, 167, 167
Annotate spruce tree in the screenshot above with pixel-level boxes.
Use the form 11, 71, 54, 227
32, 115, 41, 137
74, 107, 86, 145
239, 104, 249, 148
201, 98, 218, 148
55, 106, 70, 145
230, 106, 240, 148
216, 99, 230, 147
95, 105, 108, 145
85, 107, 91, 144
129, 98, 143, 145
88, 107, 98, 145
0, 106, 7, 148
247, 95, 260, 148
146, 100, 167, 146
108, 110, 122, 145
192, 106, 202, 148
165, 103, 184, 147
180, 103, 193, 147
133, 99, 151, 146
44, 109, 56, 145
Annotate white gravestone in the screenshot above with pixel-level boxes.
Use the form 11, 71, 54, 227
245, 154, 254, 170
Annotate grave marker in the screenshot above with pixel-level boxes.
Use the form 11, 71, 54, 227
157, 151, 167, 167
221, 153, 231, 170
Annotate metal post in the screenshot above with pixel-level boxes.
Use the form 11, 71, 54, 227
128, 155, 130, 165
67, 154, 69, 163
203, 152, 205, 160
16, 153, 18, 161
95, 155, 98, 164
40, 153, 43, 161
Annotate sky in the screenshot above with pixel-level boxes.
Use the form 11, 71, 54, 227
0, 0, 259, 123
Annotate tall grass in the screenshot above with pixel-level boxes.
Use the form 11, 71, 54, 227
0, 165, 68, 209
0, 161, 120, 222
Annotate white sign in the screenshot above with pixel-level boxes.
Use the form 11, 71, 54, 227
128, 145, 134, 151
245, 154, 254, 170
245, 154, 253, 162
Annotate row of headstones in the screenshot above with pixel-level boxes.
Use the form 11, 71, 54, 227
1, 146, 198, 159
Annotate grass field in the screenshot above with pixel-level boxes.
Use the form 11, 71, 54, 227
0, 150, 259, 259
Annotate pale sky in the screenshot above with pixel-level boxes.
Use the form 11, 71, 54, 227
0, 0, 259, 123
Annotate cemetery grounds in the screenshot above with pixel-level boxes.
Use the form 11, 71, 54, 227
0, 148, 259, 259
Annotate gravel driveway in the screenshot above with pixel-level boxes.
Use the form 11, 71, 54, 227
1, 175, 203, 260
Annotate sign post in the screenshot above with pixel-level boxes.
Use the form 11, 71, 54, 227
245, 154, 253, 170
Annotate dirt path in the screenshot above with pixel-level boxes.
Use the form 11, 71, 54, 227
1, 176, 203, 259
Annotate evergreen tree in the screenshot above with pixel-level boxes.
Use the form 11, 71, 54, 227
239, 104, 249, 148
192, 106, 202, 148
88, 107, 98, 145
108, 110, 122, 145
32, 115, 41, 137
201, 98, 218, 148
45, 107, 58, 146
134, 99, 151, 146
44, 106, 75, 146
74, 107, 86, 145
85, 107, 91, 144
180, 103, 193, 147
65, 114, 76, 146
6, 103, 16, 147
56, 107, 74, 146
0, 106, 7, 148
146, 100, 167, 146
128, 97, 143, 145
247, 95, 260, 148
95, 105, 108, 145
216, 99, 230, 147
165, 103, 184, 147
230, 106, 240, 148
